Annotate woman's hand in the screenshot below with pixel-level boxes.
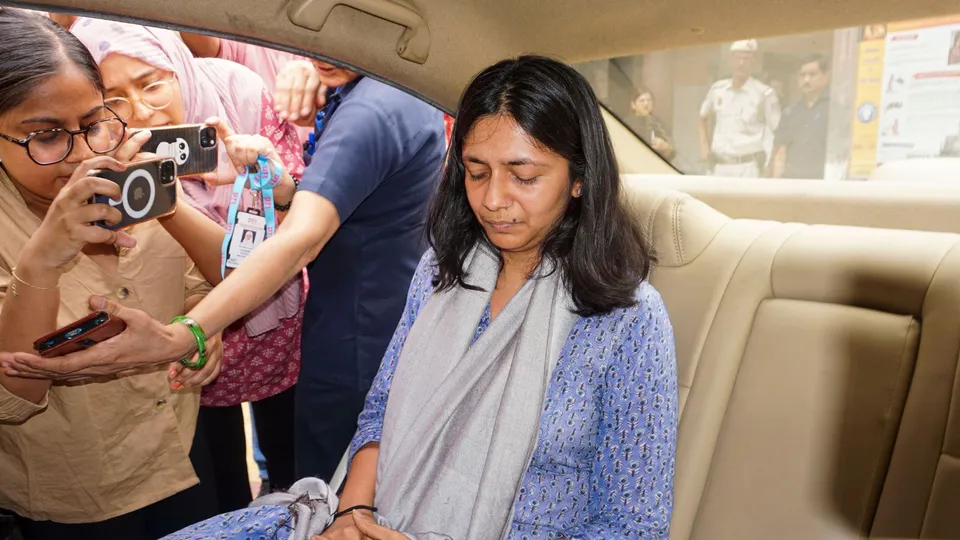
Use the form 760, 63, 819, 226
16, 129, 155, 278
314, 517, 363, 540
275, 60, 327, 126
206, 117, 281, 175
115, 128, 154, 163
201, 117, 297, 205
314, 509, 378, 540
349, 511, 407, 540
0, 296, 197, 381
19, 156, 134, 276
167, 331, 223, 390
315, 511, 408, 540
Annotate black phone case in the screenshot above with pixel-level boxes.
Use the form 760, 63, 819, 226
138, 124, 218, 176
92, 158, 178, 231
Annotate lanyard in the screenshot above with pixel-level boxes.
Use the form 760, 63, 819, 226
220, 156, 284, 279
303, 85, 345, 163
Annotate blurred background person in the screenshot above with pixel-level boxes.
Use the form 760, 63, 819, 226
627, 86, 676, 160
770, 54, 830, 179
699, 39, 781, 177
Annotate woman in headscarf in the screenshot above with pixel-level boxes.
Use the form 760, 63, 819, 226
72, 18, 305, 511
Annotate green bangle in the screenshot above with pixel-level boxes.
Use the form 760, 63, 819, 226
172, 316, 207, 369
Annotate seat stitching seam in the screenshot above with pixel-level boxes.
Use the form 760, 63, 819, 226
671, 197, 682, 263
675, 198, 687, 262
645, 192, 668, 256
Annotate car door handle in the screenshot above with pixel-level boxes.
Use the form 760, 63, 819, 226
287, 0, 430, 64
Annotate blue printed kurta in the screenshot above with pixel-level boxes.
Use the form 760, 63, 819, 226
350, 251, 679, 539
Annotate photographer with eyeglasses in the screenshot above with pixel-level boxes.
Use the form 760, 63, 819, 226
0, 10, 221, 539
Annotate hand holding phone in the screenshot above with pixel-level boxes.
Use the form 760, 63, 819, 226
33, 311, 126, 358
137, 124, 219, 176
90, 157, 178, 231
19, 156, 139, 278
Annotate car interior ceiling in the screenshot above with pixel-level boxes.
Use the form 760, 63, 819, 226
12, 0, 960, 111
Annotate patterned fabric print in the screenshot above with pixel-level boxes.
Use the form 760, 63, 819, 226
350, 251, 679, 539
200, 90, 307, 407
161, 505, 293, 540
202, 276, 306, 406
259, 88, 306, 181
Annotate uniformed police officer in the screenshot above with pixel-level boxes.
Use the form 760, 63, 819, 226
699, 39, 781, 177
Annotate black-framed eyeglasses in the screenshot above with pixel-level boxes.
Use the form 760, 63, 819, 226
0, 113, 127, 166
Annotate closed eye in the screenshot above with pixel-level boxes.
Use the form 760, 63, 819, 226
515, 175, 540, 185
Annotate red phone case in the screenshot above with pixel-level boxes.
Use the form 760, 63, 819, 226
33, 311, 127, 358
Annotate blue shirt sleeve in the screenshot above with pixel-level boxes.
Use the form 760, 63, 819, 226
298, 80, 441, 222
347, 250, 436, 460
568, 284, 679, 539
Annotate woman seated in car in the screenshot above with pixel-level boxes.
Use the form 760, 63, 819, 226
72, 18, 306, 510
320, 55, 678, 539
0, 9, 219, 539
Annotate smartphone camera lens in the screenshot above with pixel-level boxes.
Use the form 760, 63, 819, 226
162, 160, 175, 181
200, 127, 217, 148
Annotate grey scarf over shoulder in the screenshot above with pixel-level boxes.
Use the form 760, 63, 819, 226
375, 245, 578, 539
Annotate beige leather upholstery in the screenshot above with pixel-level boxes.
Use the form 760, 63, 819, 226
621, 176, 960, 539
624, 174, 960, 234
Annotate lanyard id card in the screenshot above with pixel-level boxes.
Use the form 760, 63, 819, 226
224, 207, 266, 270
220, 156, 284, 279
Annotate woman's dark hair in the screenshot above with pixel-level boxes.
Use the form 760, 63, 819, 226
428, 55, 654, 317
0, 8, 104, 118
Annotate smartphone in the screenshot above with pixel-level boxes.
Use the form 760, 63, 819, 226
91, 157, 178, 231
136, 124, 219, 176
33, 311, 126, 358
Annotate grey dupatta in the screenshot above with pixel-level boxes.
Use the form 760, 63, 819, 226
375, 245, 578, 539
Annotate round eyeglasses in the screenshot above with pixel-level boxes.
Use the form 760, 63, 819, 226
0, 114, 127, 166
103, 79, 176, 121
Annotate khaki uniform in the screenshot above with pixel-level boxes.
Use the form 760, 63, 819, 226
700, 77, 781, 177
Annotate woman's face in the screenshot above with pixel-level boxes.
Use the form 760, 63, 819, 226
462, 114, 581, 262
311, 60, 359, 88
631, 93, 654, 116
100, 53, 185, 128
0, 65, 108, 201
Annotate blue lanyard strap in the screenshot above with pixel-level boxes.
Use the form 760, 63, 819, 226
303, 85, 345, 161
220, 156, 284, 279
